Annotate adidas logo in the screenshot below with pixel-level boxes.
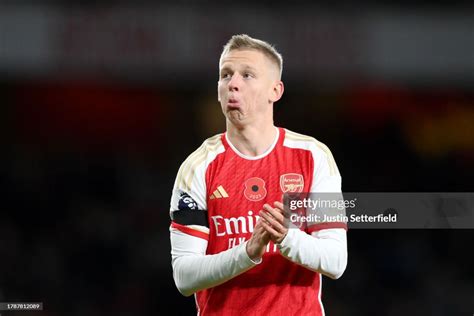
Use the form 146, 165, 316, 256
210, 185, 229, 199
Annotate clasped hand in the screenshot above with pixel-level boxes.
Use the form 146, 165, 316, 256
246, 201, 288, 261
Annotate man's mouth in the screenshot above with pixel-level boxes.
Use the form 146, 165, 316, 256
227, 98, 240, 109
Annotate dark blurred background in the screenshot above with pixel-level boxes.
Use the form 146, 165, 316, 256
1, 2, 473, 315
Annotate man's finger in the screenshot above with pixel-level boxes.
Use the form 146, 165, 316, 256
259, 210, 285, 234
273, 201, 290, 219
263, 204, 285, 223
274, 201, 284, 211
260, 220, 283, 239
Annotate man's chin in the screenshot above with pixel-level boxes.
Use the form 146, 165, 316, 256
226, 111, 247, 127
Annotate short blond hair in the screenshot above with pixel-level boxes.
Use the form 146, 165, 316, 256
220, 34, 283, 79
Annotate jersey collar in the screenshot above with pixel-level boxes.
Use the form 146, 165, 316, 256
224, 126, 280, 160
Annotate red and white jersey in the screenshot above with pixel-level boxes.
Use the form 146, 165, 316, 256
170, 127, 346, 315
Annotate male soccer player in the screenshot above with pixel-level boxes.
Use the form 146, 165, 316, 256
169, 34, 347, 315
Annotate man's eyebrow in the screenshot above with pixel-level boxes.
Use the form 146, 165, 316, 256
220, 64, 258, 72
241, 65, 258, 72
220, 66, 232, 73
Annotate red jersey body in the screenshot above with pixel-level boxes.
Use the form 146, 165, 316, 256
170, 127, 343, 315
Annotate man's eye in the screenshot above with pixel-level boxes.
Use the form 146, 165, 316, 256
243, 73, 253, 78
221, 73, 230, 79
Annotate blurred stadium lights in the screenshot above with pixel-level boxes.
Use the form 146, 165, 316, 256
0, 5, 473, 85
13, 81, 168, 151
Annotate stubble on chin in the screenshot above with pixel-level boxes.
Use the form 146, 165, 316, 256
227, 109, 244, 122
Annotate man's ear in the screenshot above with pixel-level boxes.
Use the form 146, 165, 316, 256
270, 81, 284, 103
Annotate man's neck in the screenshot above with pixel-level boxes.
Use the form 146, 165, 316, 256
226, 123, 278, 157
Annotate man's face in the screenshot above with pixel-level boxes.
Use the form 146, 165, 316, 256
218, 49, 281, 127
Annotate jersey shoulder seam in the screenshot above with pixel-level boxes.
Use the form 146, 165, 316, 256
284, 129, 339, 176
176, 133, 224, 192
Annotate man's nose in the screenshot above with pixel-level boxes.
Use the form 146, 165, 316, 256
228, 74, 241, 91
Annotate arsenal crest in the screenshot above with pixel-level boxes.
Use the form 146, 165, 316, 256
280, 173, 304, 193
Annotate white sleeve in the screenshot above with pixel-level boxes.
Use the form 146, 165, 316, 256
310, 140, 341, 193
277, 228, 347, 279
278, 140, 347, 279
169, 138, 259, 296
170, 228, 260, 296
